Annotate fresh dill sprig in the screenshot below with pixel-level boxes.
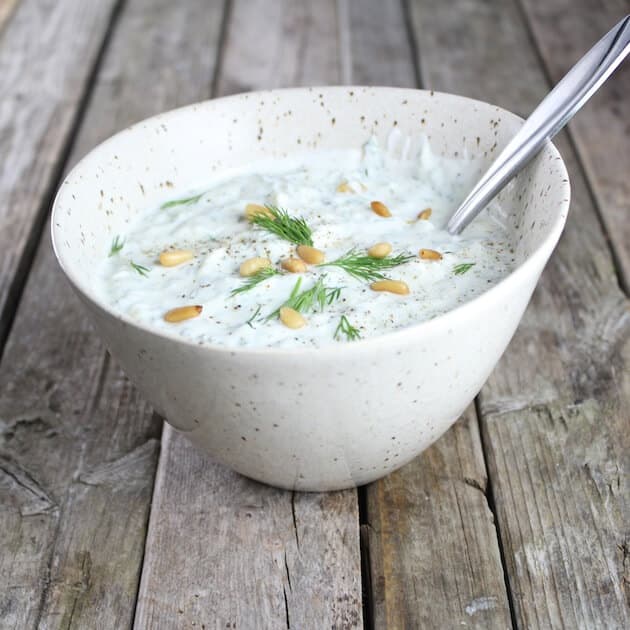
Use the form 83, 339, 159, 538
160, 193, 204, 209
320, 249, 415, 282
230, 267, 280, 296
334, 315, 361, 342
245, 305, 262, 328
130, 261, 150, 277
267, 276, 302, 319
109, 235, 124, 257
267, 276, 342, 320
453, 262, 476, 275
251, 205, 313, 246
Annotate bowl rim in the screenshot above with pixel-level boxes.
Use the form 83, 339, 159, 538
51, 85, 571, 357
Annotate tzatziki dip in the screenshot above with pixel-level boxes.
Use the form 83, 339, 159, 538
97, 137, 514, 348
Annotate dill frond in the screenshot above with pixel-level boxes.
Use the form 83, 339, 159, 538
245, 305, 262, 328
230, 267, 280, 296
109, 235, 124, 257
267, 276, 342, 320
251, 205, 313, 246
453, 262, 476, 275
160, 193, 204, 209
334, 315, 361, 341
130, 261, 150, 277
320, 249, 415, 282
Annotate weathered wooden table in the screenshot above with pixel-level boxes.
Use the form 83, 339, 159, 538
1, 1, 628, 628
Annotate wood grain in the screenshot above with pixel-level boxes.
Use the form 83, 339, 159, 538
0, 0, 120, 348
0, 0, 225, 627
366, 409, 513, 629
347, 0, 417, 87
215, 0, 342, 95
407, 0, 630, 627
349, 1, 513, 627
517, 0, 630, 292
134, 2, 363, 628
134, 428, 362, 629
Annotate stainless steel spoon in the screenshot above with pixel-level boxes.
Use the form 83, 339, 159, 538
447, 14, 630, 235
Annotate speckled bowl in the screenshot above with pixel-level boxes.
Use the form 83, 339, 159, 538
51, 87, 570, 491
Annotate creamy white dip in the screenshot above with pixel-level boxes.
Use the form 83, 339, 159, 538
97, 138, 514, 348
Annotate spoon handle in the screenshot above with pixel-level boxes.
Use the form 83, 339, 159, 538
447, 14, 630, 235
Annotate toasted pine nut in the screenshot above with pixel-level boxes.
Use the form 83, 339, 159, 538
419, 248, 443, 260
367, 242, 392, 259
239, 257, 272, 277
337, 181, 353, 193
164, 305, 203, 323
245, 203, 274, 221
159, 249, 194, 267
370, 280, 410, 295
281, 257, 308, 273
417, 208, 432, 220
370, 201, 392, 217
279, 306, 306, 329
296, 245, 325, 265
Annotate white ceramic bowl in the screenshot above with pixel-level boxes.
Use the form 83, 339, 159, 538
51, 87, 570, 491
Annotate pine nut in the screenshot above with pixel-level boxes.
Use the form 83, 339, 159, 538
159, 249, 194, 267
419, 248, 443, 260
370, 201, 392, 217
296, 245, 325, 265
245, 203, 274, 221
164, 305, 203, 323
367, 242, 392, 259
281, 257, 307, 273
370, 279, 410, 295
417, 208, 432, 220
337, 181, 353, 193
239, 257, 272, 277
279, 306, 306, 329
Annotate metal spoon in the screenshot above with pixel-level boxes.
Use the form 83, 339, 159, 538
447, 14, 630, 235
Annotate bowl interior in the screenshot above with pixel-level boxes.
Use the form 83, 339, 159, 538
52, 86, 569, 324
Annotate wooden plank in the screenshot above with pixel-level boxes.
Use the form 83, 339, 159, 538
348, 1, 513, 627
134, 2, 363, 628
0, 0, 226, 628
517, 0, 630, 291
481, 398, 629, 629
215, 0, 341, 94
366, 409, 513, 629
347, 0, 417, 87
0, 0, 120, 348
135, 429, 362, 629
407, 0, 630, 627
